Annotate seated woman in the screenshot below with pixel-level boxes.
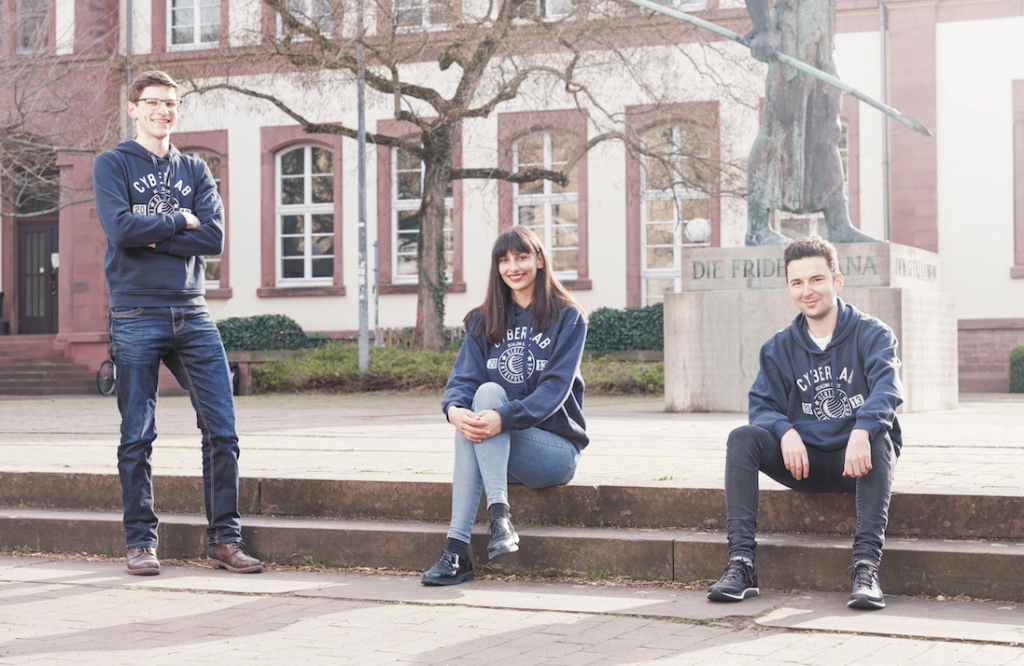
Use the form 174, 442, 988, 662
422, 226, 589, 586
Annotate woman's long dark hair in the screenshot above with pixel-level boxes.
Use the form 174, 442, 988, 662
466, 226, 587, 346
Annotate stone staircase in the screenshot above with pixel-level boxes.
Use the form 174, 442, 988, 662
2, 472, 1023, 601
0, 335, 98, 396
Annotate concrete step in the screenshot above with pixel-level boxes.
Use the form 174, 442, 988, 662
0, 368, 96, 380
0, 385, 98, 396
1, 472, 1021, 541
0, 379, 96, 391
2, 506, 1022, 602
0, 335, 58, 350
0, 359, 82, 370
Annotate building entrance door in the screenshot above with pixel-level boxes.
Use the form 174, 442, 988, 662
17, 220, 59, 335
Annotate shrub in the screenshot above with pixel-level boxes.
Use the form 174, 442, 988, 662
252, 341, 664, 395
253, 342, 457, 393
585, 303, 663, 351
217, 314, 310, 351
1011, 345, 1024, 393
580, 357, 664, 394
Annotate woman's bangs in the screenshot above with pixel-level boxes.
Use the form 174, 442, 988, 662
492, 228, 536, 262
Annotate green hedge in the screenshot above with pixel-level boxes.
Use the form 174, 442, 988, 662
252, 341, 664, 395
217, 314, 313, 351
585, 303, 663, 351
1011, 345, 1024, 393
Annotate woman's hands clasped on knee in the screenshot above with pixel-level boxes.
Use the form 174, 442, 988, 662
448, 406, 502, 443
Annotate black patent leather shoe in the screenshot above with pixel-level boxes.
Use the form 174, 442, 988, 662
488, 517, 520, 559
421, 550, 475, 586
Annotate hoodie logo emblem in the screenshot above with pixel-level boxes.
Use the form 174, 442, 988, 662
813, 387, 853, 421
498, 346, 536, 384
147, 194, 180, 215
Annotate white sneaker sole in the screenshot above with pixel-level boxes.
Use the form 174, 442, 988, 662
707, 586, 759, 602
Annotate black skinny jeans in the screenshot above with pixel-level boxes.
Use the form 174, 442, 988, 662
724, 424, 896, 566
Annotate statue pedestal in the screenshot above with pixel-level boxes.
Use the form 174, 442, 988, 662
664, 243, 958, 413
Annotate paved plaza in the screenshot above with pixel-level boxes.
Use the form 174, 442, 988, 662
2, 554, 1024, 665
2, 392, 1024, 493
1, 392, 1024, 664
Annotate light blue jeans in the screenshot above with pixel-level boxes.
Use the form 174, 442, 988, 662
448, 383, 580, 543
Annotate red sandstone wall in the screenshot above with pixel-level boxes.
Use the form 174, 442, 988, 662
958, 320, 1024, 393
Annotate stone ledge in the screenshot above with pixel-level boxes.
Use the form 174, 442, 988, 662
4, 507, 1024, 601
3, 472, 1023, 541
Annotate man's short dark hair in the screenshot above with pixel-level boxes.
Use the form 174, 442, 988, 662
784, 235, 840, 278
129, 71, 179, 103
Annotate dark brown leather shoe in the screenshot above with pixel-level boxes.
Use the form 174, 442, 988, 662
208, 542, 262, 573
126, 546, 160, 576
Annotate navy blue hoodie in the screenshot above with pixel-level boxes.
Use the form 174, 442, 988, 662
443, 303, 588, 450
93, 140, 223, 307
749, 298, 903, 456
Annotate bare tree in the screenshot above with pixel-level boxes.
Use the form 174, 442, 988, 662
0, 19, 121, 218
188, 0, 754, 350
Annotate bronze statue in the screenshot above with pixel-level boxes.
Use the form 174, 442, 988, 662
743, 0, 876, 246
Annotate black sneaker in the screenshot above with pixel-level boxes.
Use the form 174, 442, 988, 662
421, 550, 475, 586
707, 559, 759, 602
847, 560, 885, 610
487, 517, 520, 559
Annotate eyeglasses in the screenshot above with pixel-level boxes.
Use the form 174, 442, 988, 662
134, 98, 184, 110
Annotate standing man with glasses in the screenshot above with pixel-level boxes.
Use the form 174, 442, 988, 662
94, 70, 261, 576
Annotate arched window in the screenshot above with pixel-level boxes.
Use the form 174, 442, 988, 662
186, 150, 223, 289
513, 131, 579, 278
392, 146, 454, 282
640, 123, 711, 306
275, 144, 335, 284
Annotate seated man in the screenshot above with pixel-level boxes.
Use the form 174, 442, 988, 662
707, 236, 902, 610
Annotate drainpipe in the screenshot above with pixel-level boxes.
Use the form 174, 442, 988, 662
880, 2, 891, 241
126, 0, 133, 139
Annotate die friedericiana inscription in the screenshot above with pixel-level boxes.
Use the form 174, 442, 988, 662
679, 244, 940, 292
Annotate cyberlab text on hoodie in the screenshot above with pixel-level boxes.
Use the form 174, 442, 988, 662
93, 140, 223, 308
443, 303, 589, 451
748, 298, 904, 456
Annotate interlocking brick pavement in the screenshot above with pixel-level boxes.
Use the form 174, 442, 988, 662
3, 556, 1024, 666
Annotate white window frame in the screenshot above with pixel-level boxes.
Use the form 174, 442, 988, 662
277, 0, 333, 39
275, 145, 335, 286
639, 124, 712, 306
186, 150, 223, 289
17, 0, 48, 54
513, 0, 573, 22
652, 0, 707, 11
513, 132, 579, 281
391, 147, 454, 284
167, 0, 221, 51
394, 0, 452, 32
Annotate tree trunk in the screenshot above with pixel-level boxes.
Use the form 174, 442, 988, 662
414, 139, 454, 352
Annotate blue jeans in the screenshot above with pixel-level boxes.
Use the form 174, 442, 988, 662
109, 306, 242, 550
448, 383, 581, 543
724, 424, 896, 566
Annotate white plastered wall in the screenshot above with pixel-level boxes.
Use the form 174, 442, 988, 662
936, 16, 1024, 319
118, 0, 152, 55
175, 33, 800, 332
835, 29, 884, 241
55, 0, 76, 54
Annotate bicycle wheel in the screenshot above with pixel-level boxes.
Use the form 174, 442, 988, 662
97, 360, 117, 396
